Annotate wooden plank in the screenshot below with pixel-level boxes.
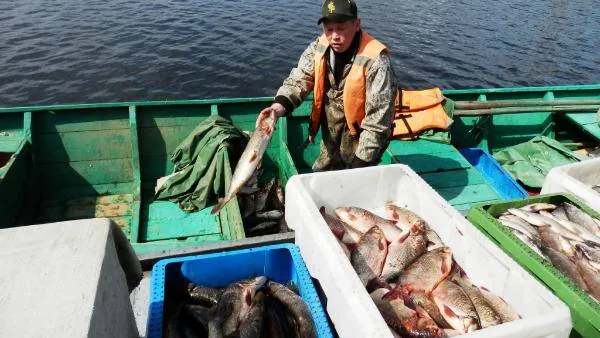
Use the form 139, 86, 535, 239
386, 139, 458, 156
436, 183, 501, 206
138, 125, 196, 156
36, 129, 131, 163
40, 182, 133, 203
211, 104, 219, 116
420, 168, 485, 189
0, 114, 23, 133
392, 152, 471, 174
565, 113, 599, 127
140, 154, 173, 181
0, 138, 22, 153
140, 201, 221, 241
40, 158, 133, 189
132, 234, 225, 253
23, 112, 32, 143
36, 108, 129, 133
129, 105, 142, 243
137, 105, 211, 128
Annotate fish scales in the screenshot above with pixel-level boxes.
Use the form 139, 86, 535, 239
431, 280, 480, 334
336, 206, 405, 243
397, 247, 453, 294
211, 117, 275, 214
381, 232, 426, 282
351, 226, 388, 285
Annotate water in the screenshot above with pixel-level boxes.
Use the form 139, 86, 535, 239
0, 0, 599, 107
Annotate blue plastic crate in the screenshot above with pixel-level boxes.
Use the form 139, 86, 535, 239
459, 147, 528, 200
147, 243, 334, 338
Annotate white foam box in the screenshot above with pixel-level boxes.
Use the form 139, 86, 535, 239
542, 157, 600, 212
0, 218, 139, 338
285, 164, 571, 338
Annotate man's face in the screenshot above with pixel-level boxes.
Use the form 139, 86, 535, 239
322, 19, 360, 53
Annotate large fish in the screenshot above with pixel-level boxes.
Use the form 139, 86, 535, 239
397, 247, 453, 294
410, 292, 451, 329
320, 206, 364, 249
519, 203, 556, 213
452, 276, 501, 328
424, 227, 444, 251
381, 231, 426, 282
477, 286, 520, 323
385, 202, 427, 231
575, 255, 600, 301
370, 288, 445, 338
319, 207, 346, 239
187, 283, 223, 307
351, 226, 388, 285
563, 202, 600, 233
213, 276, 267, 337
538, 226, 575, 257
510, 208, 581, 241
498, 215, 538, 238
431, 280, 480, 333
576, 243, 600, 270
266, 281, 317, 338
336, 206, 405, 243
237, 290, 266, 338
498, 218, 537, 240
541, 246, 589, 292
211, 117, 276, 214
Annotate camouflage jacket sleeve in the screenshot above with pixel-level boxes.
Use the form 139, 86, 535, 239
355, 52, 396, 163
275, 39, 318, 111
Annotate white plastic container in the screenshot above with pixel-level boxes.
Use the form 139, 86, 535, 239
541, 157, 600, 212
285, 164, 571, 338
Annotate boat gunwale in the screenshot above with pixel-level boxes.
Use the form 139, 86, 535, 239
1, 83, 599, 114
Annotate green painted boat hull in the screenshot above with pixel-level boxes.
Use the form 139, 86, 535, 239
0, 84, 598, 252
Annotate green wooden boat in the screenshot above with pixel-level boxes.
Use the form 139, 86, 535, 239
0, 84, 598, 253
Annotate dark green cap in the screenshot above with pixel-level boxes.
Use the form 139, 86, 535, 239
318, 0, 358, 24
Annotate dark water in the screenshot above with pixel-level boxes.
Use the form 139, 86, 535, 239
1, 0, 599, 107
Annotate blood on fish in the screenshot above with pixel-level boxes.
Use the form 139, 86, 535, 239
249, 151, 258, 162
443, 305, 457, 317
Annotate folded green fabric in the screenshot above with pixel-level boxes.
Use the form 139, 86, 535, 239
154, 116, 246, 212
494, 136, 587, 188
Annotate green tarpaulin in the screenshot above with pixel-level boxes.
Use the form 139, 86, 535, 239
494, 136, 588, 189
154, 116, 246, 212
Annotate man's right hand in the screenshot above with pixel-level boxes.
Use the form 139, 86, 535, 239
256, 103, 286, 129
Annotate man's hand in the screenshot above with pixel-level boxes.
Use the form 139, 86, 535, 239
256, 103, 286, 129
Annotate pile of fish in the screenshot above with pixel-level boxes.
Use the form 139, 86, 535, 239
321, 202, 519, 337
239, 175, 288, 237
497, 202, 600, 301
166, 276, 317, 338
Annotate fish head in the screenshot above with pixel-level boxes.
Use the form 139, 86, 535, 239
440, 305, 479, 334
335, 207, 358, 222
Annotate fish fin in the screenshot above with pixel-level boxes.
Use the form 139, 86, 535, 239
249, 151, 258, 162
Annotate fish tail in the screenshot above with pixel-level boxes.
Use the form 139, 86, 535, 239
211, 199, 228, 215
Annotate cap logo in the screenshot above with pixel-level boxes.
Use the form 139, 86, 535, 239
328, 1, 336, 14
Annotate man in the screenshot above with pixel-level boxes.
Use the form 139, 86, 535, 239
256, 0, 396, 171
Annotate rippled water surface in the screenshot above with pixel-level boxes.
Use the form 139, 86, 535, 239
1, 0, 599, 107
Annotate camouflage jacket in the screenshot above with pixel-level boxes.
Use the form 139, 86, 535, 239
275, 33, 396, 171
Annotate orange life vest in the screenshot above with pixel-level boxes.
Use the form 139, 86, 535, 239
392, 88, 453, 140
310, 31, 387, 138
